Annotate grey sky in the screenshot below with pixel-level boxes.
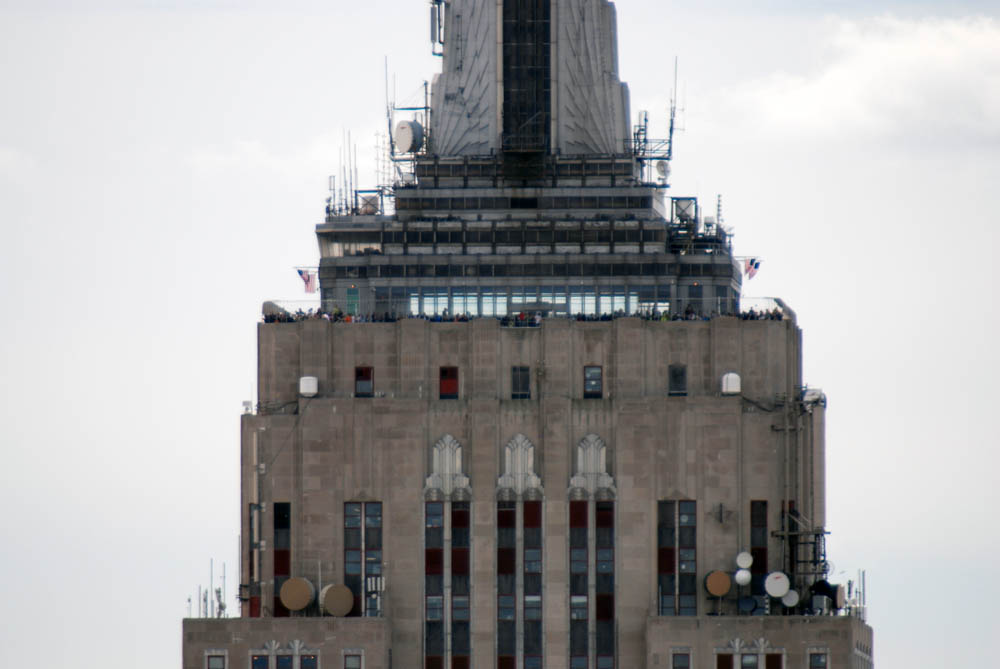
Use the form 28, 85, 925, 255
1, 1, 997, 667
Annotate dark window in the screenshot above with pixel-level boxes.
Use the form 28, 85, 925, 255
301, 657, 318, 669
277, 656, 293, 669
207, 657, 226, 669
346, 502, 381, 617
440, 367, 458, 399
716, 656, 734, 669
345, 655, 362, 669
273, 501, 291, 617
765, 655, 783, 669
355, 367, 373, 398
809, 653, 827, 668
512, 366, 531, 399
672, 654, 691, 669
659, 500, 696, 615
252, 657, 268, 669
751, 501, 768, 595
741, 656, 759, 668
668, 364, 687, 396
584, 366, 603, 399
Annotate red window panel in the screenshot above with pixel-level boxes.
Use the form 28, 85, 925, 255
249, 596, 260, 618
765, 654, 783, 669
498, 657, 516, 669
425, 548, 444, 574
440, 367, 458, 399
570, 500, 588, 528
750, 548, 768, 576
658, 547, 676, 574
452, 507, 470, 528
452, 548, 469, 574
596, 505, 614, 529
524, 500, 542, 528
274, 550, 290, 576
596, 593, 615, 620
498, 548, 516, 574
498, 508, 517, 528
425, 657, 443, 669
452, 658, 470, 669
717, 655, 734, 669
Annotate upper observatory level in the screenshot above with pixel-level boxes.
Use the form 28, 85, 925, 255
429, 0, 631, 158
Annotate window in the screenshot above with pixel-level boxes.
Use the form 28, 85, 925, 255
750, 501, 768, 596
672, 654, 691, 669
658, 500, 697, 615
251, 657, 268, 669
668, 364, 687, 396
596, 500, 615, 669
497, 501, 517, 668
584, 366, 603, 399
345, 502, 382, 617
764, 655, 783, 669
301, 656, 318, 669
277, 656, 293, 669
439, 366, 458, 399
741, 655, 759, 668
809, 653, 827, 668
273, 502, 291, 617
355, 366, 373, 397
207, 657, 225, 669
512, 366, 531, 399
345, 655, 362, 669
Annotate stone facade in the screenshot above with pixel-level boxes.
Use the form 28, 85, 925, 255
181, 316, 872, 669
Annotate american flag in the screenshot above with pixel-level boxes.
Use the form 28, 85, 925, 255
744, 258, 761, 279
297, 269, 317, 293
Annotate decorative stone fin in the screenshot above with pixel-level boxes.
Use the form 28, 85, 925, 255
424, 434, 471, 499
568, 433, 616, 497
497, 434, 542, 497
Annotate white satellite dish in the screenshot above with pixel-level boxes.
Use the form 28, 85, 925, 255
764, 572, 791, 598
655, 160, 669, 177
781, 589, 800, 607
395, 120, 425, 154
734, 568, 752, 586
735, 552, 753, 569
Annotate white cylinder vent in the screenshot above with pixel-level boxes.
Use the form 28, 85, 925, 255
299, 376, 319, 397
721, 372, 741, 395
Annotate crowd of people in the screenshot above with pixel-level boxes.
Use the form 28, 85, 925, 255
263, 305, 784, 325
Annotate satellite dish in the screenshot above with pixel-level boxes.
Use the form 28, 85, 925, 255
320, 584, 355, 617
781, 589, 800, 607
764, 572, 791, 598
279, 577, 316, 611
655, 161, 669, 177
735, 552, 753, 569
737, 596, 757, 613
395, 120, 424, 153
705, 570, 732, 597
734, 568, 752, 586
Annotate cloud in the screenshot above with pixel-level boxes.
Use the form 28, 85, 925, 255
734, 16, 1000, 147
0, 145, 39, 189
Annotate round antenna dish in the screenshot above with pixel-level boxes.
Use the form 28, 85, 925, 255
737, 596, 757, 613
764, 572, 791, 598
705, 570, 732, 597
734, 568, 752, 586
735, 552, 753, 569
655, 161, 668, 177
395, 120, 424, 154
320, 584, 354, 617
781, 589, 800, 608
279, 577, 316, 611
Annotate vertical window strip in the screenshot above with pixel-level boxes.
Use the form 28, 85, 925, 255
426, 502, 445, 669
750, 501, 768, 597
451, 502, 471, 669
365, 502, 383, 616
657, 501, 676, 615
595, 501, 615, 669
569, 500, 589, 669
678, 501, 697, 616
273, 502, 291, 617
497, 501, 517, 669
523, 500, 542, 669
658, 500, 697, 615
